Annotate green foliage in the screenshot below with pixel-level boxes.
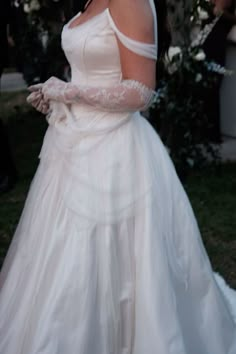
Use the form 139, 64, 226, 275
23, 0, 67, 22
18, 0, 68, 83
149, 0, 227, 178
150, 46, 222, 177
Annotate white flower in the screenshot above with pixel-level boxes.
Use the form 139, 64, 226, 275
164, 46, 182, 74
167, 46, 182, 61
194, 51, 206, 61
23, 3, 30, 13
40, 31, 49, 51
197, 7, 209, 20
14, 0, 20, 8
30, 0, 41, 11
195, 73, 203, 82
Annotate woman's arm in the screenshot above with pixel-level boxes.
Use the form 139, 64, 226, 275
108, 0, 156, 88
28, 76, 157, 113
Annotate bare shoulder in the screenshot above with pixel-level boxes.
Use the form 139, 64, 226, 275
109, 0, 155, 42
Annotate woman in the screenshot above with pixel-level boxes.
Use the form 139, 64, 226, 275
0, 0, 236, 353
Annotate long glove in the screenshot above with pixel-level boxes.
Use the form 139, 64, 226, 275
28, 76, 157, 113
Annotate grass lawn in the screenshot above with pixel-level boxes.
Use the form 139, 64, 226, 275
0, 91, 236, 288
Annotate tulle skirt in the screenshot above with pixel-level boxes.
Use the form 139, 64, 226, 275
0, 105, 236, 354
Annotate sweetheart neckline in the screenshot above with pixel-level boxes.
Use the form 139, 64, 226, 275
66, 8, 108, 30
64, 8, 157, 47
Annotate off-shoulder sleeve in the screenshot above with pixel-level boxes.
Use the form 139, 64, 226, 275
105, 1, 158, 60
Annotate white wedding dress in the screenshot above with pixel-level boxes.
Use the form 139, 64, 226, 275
0, 2, 236, 354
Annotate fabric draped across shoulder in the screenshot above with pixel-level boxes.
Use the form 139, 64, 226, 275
66, 0, 158, 60
106, 4, 158, 60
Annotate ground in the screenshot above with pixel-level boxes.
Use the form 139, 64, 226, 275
0, 91, 236, 288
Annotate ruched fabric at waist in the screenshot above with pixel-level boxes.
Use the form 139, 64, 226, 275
39, 101, 140, 159
47, 101, 137, 135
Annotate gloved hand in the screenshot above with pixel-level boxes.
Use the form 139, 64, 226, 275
27, 90, 51, 115
28, 77, 73, 104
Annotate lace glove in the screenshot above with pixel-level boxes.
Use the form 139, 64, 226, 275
27, 90, 50, 115
28, 76, 157, 112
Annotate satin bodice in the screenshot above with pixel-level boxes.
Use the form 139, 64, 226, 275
61, 7, 158, 87
62, 9, 122, 87
41, 4, 158, 157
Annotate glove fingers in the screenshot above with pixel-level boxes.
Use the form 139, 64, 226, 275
27, 92, 42, 104
28, 83, 44, 92
36, 100, 50, 114
36, 100, 45, 112
42, 104, 50, 115
31, 97, 42, 108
